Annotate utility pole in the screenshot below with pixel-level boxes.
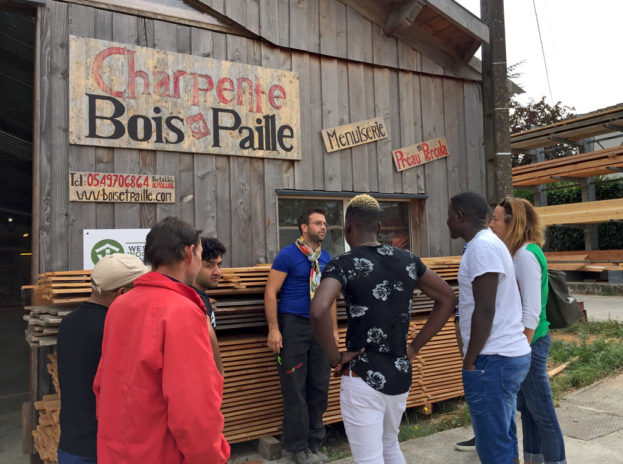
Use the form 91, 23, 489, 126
481, 0, 512, 206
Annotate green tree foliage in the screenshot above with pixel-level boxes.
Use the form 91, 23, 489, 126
509, 97, 576, 166
509, 97, 575, 134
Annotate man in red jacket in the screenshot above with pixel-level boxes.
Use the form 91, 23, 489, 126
94, 217, 230, 464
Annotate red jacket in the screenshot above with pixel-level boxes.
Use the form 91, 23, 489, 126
94, 271, 230, 464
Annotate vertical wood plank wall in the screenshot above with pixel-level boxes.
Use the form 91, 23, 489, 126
35, 0, 485, 273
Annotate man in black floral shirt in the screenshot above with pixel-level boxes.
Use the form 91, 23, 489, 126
310, 194, 456, 464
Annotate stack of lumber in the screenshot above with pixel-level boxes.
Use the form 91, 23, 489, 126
22, 270, 92, 305
213, 287, 457, 331
220, 316, 462, 443
23, 305, 74, 346
510, 105, 623, 151
21, 256, 462, 336
512, 146, 623, 186
535, 198, 623, 226
23, 256, 465, 450
22, 257, 462, 301
545, 250, 623, 273
34, 314, 462, 448
422, 256, 461, 280
32, 393, 60, 464
32, 353, 60, 464
217, 264, 272, 291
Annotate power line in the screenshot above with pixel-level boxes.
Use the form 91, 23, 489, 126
532, 0, 554, 102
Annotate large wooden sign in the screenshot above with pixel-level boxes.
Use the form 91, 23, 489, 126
392, 137, 449, 172
69, 36, 301, 160
321, 117, 388, 153
69, 171, 175, 203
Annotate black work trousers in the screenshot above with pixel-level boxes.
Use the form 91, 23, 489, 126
277, 313, 331, 453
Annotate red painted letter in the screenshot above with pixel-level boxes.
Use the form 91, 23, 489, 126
268, 84, 286, 110
216, 77, 234, 104
92, 47, 125, 98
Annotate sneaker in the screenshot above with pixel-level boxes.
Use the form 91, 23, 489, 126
455, 436, 476, 451
309, 445, 330, 464
291, 448, 323, 464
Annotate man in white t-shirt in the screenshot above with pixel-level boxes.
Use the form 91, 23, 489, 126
447, 192, 531, 464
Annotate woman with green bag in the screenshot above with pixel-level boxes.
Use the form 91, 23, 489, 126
489, 196, 566, 464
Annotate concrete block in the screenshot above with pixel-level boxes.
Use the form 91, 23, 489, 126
607, 270, 623, 284
257, 436, 281, 460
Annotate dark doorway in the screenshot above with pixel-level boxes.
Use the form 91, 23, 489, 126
0, 7, 35, 308
0, 5, 36, 464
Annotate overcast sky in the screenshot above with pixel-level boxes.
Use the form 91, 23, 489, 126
456, 0, 623, 115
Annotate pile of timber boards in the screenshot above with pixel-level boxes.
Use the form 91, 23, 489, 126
32, 354, 60, 464
512, 146, 623, 186
221, 317, 462, 443
23, 305, 74, 346
545, 250, 623, 273
22, 270, 92, 305
25, 256, 464, 448
23, 257, 460, 302
535, 198, 623, 226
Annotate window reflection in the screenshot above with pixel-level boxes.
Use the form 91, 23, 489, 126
278, 198, 411, 256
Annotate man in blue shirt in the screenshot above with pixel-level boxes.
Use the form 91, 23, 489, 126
264, 208, 338, 464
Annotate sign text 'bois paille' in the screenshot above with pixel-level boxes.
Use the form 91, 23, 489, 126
69, 36, 301, 160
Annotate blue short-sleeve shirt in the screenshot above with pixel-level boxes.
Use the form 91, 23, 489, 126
272, 243, 331, 318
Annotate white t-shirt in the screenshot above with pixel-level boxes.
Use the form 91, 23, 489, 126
458, 228, 530, 358
513, 243, 542, 330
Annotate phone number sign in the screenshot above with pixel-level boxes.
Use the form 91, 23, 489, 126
69, 171, 175, 203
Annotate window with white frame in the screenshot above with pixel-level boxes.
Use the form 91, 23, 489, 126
277, 196, 411, 258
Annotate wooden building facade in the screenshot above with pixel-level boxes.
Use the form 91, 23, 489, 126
31, 0, 488, 275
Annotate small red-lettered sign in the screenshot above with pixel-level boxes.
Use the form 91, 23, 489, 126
392, 137, 449, 172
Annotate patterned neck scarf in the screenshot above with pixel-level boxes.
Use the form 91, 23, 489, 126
295, 236, 322, 298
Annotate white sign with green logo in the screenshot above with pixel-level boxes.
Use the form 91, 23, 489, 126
83, 229, 149, 270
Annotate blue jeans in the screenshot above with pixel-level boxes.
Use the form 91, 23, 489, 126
517, 334, 566, 464
57, 449, 97, 464
463, 353, 530, 464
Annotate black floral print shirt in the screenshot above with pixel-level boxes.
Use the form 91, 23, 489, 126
322, 244, 427, 395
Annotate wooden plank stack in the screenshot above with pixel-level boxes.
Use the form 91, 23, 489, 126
422, 256, 462, 280
510, 105, 623, 151
217, 264, 272, 291
32, 354, 60, 464
22, 305, 74, 346
23, 270, 92, 305
23, 257, 461, 303
220, 316, 462, 443
512, 146, 623, 186
24, 256, 465, 449
535, 198, 623, 226
545, 250, 623, 273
